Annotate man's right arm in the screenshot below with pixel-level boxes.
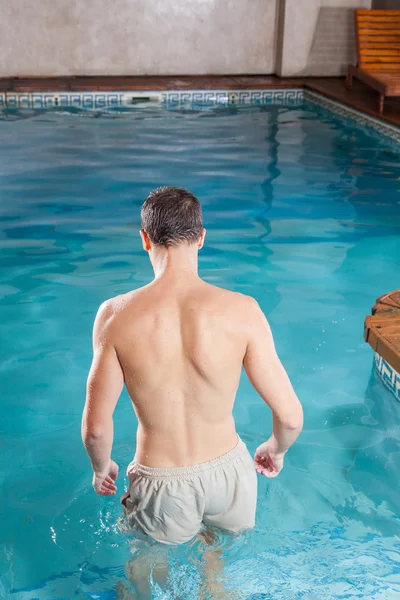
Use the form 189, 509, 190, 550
243, 299, 303, 478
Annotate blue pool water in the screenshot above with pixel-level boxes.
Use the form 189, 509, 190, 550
1, 100, 400, 600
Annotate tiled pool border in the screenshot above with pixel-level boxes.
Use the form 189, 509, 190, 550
304, 89, 400, 144
374, 353, 400, 402
0, 88, 305, 109
0, 87, 399, 143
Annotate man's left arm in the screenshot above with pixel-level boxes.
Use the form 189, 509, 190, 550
82, 301, 124, 496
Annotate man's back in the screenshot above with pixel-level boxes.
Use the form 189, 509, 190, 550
82, 186, 302, 546
106, 274, 252, 467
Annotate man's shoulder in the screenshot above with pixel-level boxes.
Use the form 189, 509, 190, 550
96, 286, 151, 321
202, 282, 260, 313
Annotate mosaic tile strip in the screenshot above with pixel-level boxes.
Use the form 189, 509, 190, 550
374, 352, 400, 402
2, 88, 305, 110
4, 91, 160, 109
304, 89, 400, 144
160, 88, 304, 106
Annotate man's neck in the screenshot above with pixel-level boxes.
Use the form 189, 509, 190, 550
151, 244, 199, 281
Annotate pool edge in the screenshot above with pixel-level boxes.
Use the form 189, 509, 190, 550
303, 89, 400, 144
1, 87, 399, 144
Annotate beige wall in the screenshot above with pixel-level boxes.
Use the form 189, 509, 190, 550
276, 0, 372, 77
0, 0, 278, 77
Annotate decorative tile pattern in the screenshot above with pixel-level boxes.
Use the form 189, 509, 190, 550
4, 91, 160, 109
304, 90, 400, 144
374, 352, 400, 402
161, 88, 304, 106
161, 90, 228, 105
2, 88, 306, 110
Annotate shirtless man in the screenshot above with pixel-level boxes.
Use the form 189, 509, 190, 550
82, 186, 303, 545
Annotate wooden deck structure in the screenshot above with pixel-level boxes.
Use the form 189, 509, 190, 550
364, 290, 400, 374
347, 9, 400, 115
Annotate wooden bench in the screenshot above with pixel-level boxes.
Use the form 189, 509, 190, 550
347, 9, 400, 114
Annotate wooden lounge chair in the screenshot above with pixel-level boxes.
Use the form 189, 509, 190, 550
347, 9, 400, 115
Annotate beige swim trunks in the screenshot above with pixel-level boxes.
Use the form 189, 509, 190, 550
121, 437, 257, 545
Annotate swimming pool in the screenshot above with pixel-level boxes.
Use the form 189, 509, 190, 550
1, 98, 400, 599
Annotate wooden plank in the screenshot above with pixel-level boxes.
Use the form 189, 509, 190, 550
357, 10, 400, 16
382, 79, 400, 85
360, 63, 400, 70
361, 50, 400, 57
374, 299, 399, 309
359, 35, 400, 41
360, 44, 400, 50
362, 59, 400, 64
378, 326, 400, 337
358, 22, 400, 29
359, 31, 400, 37
376, 292, 400, 305
366, 317, 398, 330
365, 322, 378, 347
348, 66, 388, 94
361, 63, 400, 69
357, 14, 400, 19
368, 326, 380, 350
372, 314, 400, 325
364, 317, 371, 342
377, 290, 400, 304
355, 15, 400, 24
358, 24, 400, 31
358, 17, 400, 24
360, 39, 400, 43
361, 50, 399, 58
390, 340, 400, 352
372, 305, 399, 316
360, 72, 400, 81
379, 296, 400, 309
362, 58, 400, 64
349, 67, 400, 95
389, 291, 400, 306
381, 340, 400, 351
359, 38, 400, 44
382, 338, 400, 351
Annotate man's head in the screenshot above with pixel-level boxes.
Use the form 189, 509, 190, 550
140, 187, 205, 252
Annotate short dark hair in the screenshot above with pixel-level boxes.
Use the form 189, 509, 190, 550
141, 186, 203, 248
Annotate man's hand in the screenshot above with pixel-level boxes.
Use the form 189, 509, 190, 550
92, 459, 119, 496
254, 439, 284, 478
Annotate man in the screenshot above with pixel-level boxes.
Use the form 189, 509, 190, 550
82, 186, 303, 545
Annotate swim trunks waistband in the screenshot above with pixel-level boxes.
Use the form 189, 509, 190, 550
130, 436, 248, 480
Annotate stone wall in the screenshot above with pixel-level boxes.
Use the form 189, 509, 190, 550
0, 0, 278, 77
276, 0, 373, 77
